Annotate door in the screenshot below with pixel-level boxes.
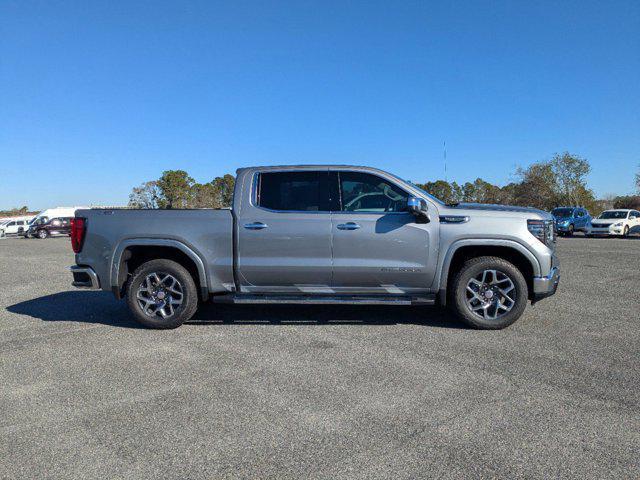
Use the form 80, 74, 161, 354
630, 211, 640, 232
574, 209, 586, 230
330, 170, 439, 294
236, 170, 333, 293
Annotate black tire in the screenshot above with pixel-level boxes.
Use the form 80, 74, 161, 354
450, 256, 528, 330
623, 225, 629, 237
126, 259, 198, 329
37, 229, 49, 239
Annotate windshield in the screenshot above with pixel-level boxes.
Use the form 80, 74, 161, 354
598, 211, 627, 219
552, 208, 574, 217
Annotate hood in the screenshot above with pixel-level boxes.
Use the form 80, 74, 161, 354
449, 203, 550, 218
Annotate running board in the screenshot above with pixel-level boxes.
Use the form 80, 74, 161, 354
214, 293, 436, 306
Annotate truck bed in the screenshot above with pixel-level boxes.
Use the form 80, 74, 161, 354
75, 208, 234, 295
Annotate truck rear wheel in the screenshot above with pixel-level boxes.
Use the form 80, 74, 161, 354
126, 259, 198, 329
450, 256, 528, 330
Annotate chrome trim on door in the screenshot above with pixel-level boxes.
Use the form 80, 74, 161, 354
243, 222, 269, 230
243, 222, 268, 230
439, 215, 470, 224
336, 222, 361, 230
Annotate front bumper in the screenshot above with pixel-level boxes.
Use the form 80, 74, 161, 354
532, 266, 560, 301
588, 227, 622, 235
70, 265, 100, 289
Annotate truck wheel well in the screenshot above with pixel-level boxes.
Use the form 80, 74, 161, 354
118, 246, 202, 299
446, 246, 534, 301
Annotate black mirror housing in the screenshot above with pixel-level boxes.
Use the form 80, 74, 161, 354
407, 197, 429, 221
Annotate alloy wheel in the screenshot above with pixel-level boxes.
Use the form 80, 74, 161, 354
465, 269, 516, 320
136, 272, 184, 319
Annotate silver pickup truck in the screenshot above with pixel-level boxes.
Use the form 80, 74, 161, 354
70, 165, 559, 329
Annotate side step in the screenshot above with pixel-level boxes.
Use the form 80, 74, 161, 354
213, 293, 436, 306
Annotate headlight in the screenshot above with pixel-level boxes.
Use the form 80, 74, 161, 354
528, 219, 555, 246
613, 222, 623, 227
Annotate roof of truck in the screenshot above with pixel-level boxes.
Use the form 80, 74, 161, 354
237, 164, 371, 173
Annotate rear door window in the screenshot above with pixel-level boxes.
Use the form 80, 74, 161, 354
256, 171, 330, 212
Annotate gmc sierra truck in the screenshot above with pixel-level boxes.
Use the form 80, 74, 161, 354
70, 165, 559, 329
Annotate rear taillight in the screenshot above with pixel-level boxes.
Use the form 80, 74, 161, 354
71, 217, 86, 253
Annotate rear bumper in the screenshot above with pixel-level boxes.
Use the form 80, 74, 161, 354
532, 266, 560, 301
70, 265, 100, 289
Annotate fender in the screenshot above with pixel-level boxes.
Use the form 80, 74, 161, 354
110, 238, 209, 300
436, 238, 542, 305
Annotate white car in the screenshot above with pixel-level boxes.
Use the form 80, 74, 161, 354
587, 209, 640, 237
0, 218, 32, 237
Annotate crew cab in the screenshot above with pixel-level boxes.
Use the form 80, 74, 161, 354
70, 166, 560, 330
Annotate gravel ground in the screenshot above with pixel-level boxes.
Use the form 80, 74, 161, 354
1, 235, 639, 479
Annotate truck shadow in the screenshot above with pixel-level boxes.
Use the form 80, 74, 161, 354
6, 291, 144, 329
6, 291, 467, 330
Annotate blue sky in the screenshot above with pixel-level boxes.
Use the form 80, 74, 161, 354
1, 0, 638, 210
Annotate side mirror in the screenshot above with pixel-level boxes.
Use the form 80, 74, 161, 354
407, 197, 429, 221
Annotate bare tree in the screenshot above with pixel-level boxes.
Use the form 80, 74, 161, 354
128, 181, 161, 209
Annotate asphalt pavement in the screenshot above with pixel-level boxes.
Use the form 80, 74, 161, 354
1, 235, 639, 479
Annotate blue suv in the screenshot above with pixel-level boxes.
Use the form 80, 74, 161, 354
551, 207, 591, 236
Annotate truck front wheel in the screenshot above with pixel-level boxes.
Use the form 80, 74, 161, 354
450, 256, 528, 329
126, 259, 198, 329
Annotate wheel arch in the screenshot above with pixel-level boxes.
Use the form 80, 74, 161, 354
437, 239, 541, 306
111, 239, 209, 301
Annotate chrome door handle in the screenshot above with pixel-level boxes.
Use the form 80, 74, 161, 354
337, 222, 361, 230
243, 222, 268, 230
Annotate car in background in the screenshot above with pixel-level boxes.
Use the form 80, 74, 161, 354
0, 217, 33, 237
28, 216, 73, 239
587, 209, 640, 237
21, 207, 87, 238
551, 207, 591, 236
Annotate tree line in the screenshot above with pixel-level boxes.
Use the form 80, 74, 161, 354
0, 206, 38, 217
128, 171, 235, 209
127, 153, 640, 213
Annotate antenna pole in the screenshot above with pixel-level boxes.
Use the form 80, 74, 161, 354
443, 141, 447, 182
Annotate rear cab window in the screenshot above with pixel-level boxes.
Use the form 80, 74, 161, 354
256, 171, 330, 212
